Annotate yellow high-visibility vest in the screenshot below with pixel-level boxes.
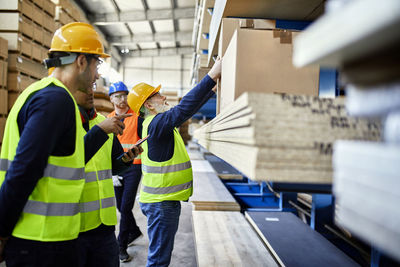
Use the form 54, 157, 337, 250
0, 77, 86, 241
79, 114, 117, 232
140, 115, 193, 203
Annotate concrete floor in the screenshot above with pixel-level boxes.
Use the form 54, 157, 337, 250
0, 200, 196, 267
118, 200, 197, 267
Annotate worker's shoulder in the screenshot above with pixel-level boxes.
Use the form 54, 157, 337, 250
29, 84, 75, 112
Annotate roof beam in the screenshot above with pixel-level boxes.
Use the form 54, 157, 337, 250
108, 31, 192, 46
92, 7, 195, 25
125, 46, 193, 57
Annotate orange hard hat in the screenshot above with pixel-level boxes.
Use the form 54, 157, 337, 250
49, 22, 110, 58
127, 83, 161, 115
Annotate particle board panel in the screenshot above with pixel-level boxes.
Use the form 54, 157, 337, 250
333, 140, 400, 262
192, 210, 278, 267
293, 0, 400, 68
245, 211, 358, 267
0, 0, 34, 20
8, 54, 46, 79
0, 89, 7, 115
0, 116, 6, 142
190, 172, 239, 211
190, 159, 215, 173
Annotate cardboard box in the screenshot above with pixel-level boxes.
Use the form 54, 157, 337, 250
220, 28, 319, 111
43, 0, 56, 17
219, 18, 277, 58
7, 72, 35, 92
0, 116, 6, 142
0, 89, 7, 114
8, 91, 19, 111
33, 24, 44, 44
0, 59, 8, 88
8, 54, 47, 79
0, 37, 8, 59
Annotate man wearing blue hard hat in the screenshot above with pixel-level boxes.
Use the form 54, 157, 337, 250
108, 81, 144, 262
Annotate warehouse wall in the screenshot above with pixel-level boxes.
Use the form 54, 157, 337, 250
123, 54, 193, 96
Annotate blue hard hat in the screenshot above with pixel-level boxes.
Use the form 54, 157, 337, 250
109, 81, 129, 96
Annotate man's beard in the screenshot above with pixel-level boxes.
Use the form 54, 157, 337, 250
154, 102, 171, 113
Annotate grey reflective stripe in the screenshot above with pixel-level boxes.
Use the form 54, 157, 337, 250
79, 200, 100, 213
85, 170, 111, 182
80, 197, 115, 213
142, 161, 191, 174
101, 197, 115, 208
0, 158, 11, 171
85, 172, 97, 183
121, 144, 135, 149
1, 159, 84, 180
142, 180, 192, 195
97, 169, 112, 181
43, 164, 85, 181
24, 200, 79, 216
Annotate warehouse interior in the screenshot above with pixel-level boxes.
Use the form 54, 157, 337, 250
0, 0, 399, 266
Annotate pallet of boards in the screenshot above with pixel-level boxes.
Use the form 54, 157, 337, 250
190, 171, 240, 211
333, 140, 400, 262
192, 210, 278, 267
194, 92, 381, 183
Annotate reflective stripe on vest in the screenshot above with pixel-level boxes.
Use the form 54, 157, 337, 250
142, 161, 191, 174
142, 180, 192, 195
24, 200, 79, 216
0, 77, 86, 241
1, 159, 85, 180
85, 169, 112, 183
79, 197, 115, 213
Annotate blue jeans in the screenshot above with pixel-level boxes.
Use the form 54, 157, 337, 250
4, 236, 79, 267
77, 225, 119, 267
140, 201, 181, 267
114, 165, 142, 249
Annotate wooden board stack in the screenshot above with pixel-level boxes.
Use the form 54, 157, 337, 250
190, 171, 240, 211
194, 92, 381, 183
192, 210, 278, 267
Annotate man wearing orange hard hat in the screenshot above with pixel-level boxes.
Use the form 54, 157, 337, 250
127, 57, 221, 267
0, 22, 111, 267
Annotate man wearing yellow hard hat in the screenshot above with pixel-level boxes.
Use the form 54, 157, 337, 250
127, 57, 222, 267
0, 22, 110, 267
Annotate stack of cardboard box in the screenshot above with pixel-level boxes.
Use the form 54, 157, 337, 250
0, 37, 7, 146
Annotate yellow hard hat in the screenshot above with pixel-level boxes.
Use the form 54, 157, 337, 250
128, 83, 161, 115
49, 22, 110, 58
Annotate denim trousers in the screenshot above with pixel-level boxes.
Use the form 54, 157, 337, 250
114, 164, 142, 249
77, 225, 119, 267
4, 236, 79, 267
140, 201, 181, 267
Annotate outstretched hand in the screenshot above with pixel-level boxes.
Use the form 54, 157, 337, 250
97, 114, 132, 135
208, 56, 222, 82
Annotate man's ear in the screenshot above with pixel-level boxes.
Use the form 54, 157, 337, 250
75, 54, 87, 73
143, 99, 154, 110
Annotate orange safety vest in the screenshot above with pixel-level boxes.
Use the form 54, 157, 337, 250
108, 108, 141, 164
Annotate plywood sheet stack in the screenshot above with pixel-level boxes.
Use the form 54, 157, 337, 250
0, 0, 57, 111
52, 0, 87, 27
194, 92, 381, 184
